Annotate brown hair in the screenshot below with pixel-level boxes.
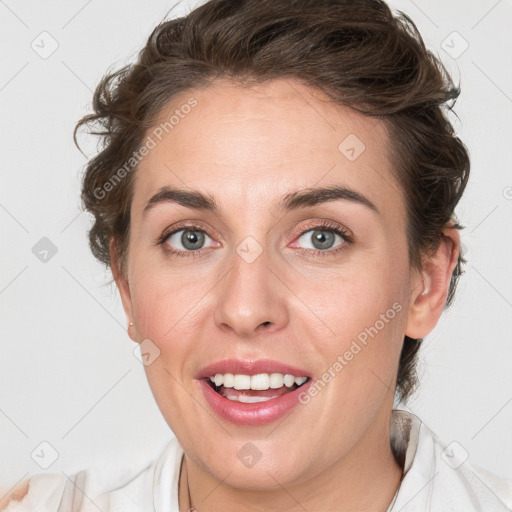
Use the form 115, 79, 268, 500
75, 0, 470, 404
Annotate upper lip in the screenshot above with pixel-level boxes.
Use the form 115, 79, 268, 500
195, 358, 311, 380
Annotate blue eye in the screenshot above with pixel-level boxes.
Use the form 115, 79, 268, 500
161, 228, 214, 254
297, 228, 347, 252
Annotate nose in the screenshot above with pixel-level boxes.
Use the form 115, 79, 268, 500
213, 244, 289, 338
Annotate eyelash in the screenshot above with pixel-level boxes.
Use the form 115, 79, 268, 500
156, 220, 353, 259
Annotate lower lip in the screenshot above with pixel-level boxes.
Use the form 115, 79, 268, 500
197, 379, 312, 426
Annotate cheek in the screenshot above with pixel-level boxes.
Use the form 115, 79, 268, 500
292, 254, 409, 398
129, 263, 206, 346
128, 269, 204, 428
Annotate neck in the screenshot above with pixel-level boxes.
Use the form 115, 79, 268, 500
178, 410, 404, 512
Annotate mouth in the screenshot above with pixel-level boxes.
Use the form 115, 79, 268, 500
196, 360, 314, 426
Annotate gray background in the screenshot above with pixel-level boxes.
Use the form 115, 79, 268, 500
1, 0, 511, 494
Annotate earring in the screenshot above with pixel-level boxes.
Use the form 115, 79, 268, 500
128, 321, 137, 342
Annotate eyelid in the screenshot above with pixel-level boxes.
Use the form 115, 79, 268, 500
156, 220, 220, 246
288, 220, 352, 257
290, 218, 353, 244
165, 229, 216, 251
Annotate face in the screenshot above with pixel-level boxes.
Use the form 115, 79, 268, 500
116, 78, 427, 489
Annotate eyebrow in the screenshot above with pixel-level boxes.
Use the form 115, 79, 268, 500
143, 185, 379, 216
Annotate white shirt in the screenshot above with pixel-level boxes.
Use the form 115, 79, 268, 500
5, 410, 512, 511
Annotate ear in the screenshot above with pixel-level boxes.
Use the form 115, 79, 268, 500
405, 227, 460, 339
110, 239, 137, 342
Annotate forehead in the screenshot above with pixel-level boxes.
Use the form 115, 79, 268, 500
133, 78, 403, 224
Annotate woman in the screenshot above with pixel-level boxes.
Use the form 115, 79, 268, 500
3, 0, 511, 510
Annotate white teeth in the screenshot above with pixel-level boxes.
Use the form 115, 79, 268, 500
269, 373, 284, 389
227, 394, 273, 403
283, 374, 295, 387
233, 374, 251, 390
208, 372, 308, 391
223, 373, 234, 388
250, 374, 270, 390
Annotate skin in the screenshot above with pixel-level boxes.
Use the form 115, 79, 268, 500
117, 78, 455, 511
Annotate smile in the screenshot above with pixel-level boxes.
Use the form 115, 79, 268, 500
195, 359, 313, 425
